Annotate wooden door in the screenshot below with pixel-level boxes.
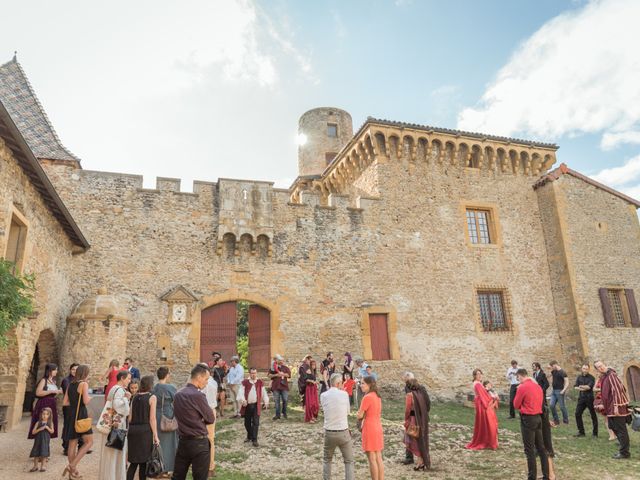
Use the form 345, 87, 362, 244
369, 314, 391, 360
248, 304, 270, 369
626, 366, 640, 402
200, 302, 237, 362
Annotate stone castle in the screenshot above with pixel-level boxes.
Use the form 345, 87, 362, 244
1, 56, 640, 430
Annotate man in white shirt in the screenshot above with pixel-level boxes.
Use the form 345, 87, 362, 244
226, 356, 245, 418
199, 363, 218, 477
237, 368, 269, 447
506, 359, 520, 419
320, 373, 354, 480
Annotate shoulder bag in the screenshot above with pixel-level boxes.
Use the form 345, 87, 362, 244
407, 421, 420, 438
160, 392, 178, 432
74, 383, 93, 434
96, 386, 124, 434
105, 426, 127, 450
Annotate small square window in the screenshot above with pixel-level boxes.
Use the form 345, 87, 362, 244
327, 123, 338, 138
477, 290, 510, 331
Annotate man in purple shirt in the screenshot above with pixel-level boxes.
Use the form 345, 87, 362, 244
172, 364, 216, 480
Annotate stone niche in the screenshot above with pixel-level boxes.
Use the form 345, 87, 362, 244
60, 287, 129, 389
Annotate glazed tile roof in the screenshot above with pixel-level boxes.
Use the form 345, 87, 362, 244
0, 55, 80, 163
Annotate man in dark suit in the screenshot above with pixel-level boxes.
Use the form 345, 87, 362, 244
124, 357, 140, 380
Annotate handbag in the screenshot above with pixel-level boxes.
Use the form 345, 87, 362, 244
74, 383, 93, 434
407, 423, 420, 438
105, 427, 127, 450
631, 407, 640, 432
160, 393, 178, 432
96, 387, 124, 435
147, 443, 165, 478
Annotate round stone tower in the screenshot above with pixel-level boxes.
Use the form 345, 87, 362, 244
298, 107, 353, 177
61, 287, 129, 388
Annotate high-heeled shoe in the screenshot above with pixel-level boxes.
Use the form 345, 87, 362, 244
413, 464, 427, 471
61, 465, 72, 478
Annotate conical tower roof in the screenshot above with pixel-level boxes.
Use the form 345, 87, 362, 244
0, 54, 80, 163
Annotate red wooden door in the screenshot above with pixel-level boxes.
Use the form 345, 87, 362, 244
626, 366, 640, 402
248, 305, 271, 369
200, 302, 237, 362
369, 314, 391, 360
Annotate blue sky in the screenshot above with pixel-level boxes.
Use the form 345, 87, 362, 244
1, 0, 639, 194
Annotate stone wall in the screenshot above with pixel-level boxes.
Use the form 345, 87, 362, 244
549, 175, 640, 375
0, 139, 76, 427
42, 146, 568, 398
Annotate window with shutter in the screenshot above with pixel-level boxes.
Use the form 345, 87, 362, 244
600, 288, 636, 327
5, 215, 28, 275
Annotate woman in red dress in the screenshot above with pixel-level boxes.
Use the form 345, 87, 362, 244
102, 359, 121, 400
357, 376, 384, 480
304, 360, 319, 423
466, 369, 498, 450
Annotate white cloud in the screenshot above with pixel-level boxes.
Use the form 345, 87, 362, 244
457, 0, 640, 148
591, 154, 640, 187
601, 131, 640, 150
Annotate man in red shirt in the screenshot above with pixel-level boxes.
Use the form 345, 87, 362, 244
514, 368, 549, 480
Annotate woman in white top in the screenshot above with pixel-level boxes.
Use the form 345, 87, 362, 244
28, 363, 62, 440
98, 370, 132, 480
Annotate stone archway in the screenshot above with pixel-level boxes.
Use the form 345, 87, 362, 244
22, 329, 58, 413
199, 300, 271, 370
192, 290, 282, 368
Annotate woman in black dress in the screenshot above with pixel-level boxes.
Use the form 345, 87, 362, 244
127, 375, 159, 480
62, 364, 94, 479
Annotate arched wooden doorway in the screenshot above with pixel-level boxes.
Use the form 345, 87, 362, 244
626, 365, 640, 402
199, 301, 271, 369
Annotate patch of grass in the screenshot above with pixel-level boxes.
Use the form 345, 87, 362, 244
216, 450, 249, 464
187, 468, 255, 480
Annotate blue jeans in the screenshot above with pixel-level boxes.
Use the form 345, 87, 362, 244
550, 389, 568, 423
273, 390, 288, 418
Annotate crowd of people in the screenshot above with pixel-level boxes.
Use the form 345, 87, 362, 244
24, 352, 635, 480
465, 359, 634, 480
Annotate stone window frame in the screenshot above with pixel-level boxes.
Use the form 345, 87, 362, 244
473, 284, 514, 333
4, 207, 29, 275
360, 306, 399, 362
460, 201, 502, 248
327, 123, 338, 138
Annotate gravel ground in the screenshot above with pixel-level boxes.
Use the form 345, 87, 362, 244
0, 416, 100, 479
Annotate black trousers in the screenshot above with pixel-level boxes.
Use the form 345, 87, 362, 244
172, 437, 211, 480
575, 397, 598, 435
244, 403, 260, 441
520, 414, 549, 480
127, 462, 147, 480
509, 385, 518, 418
608, 416, 630, 457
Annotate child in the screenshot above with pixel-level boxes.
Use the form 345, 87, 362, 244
343, 372, 356, 405
29, 407, 53, 472
483, 380, 500, 409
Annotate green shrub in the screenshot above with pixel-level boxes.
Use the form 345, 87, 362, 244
0, 259, 35, 348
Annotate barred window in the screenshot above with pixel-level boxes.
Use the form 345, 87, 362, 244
477, 291, 509, 331
466, 209, 492, 244
607, 289, 627, 327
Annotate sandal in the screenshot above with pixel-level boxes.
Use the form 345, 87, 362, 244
29, 466, 39, 472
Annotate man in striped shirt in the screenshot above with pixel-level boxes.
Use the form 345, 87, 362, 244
594, 360, 631, 459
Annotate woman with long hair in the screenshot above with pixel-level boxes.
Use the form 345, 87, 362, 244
357, 376, 384, 480
62, 364, 94, 479
152, 366, 178, 475
28, 363, 61, 441
465, 369, 498, 450
127, 375, 159, 479
343, 352, 354, 379
98, 370, 131, 480
403, 378, 431, 471
304, 359, 319, 423
103, 359, 121, 400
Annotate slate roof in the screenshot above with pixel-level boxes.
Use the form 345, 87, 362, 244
0, 55, 80, 163
533, 163, 640, 208
364, 117, 559, 150
0, 99, 89, 249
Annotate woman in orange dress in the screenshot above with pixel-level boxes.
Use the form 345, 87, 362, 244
465, 369, 498, 450
357, 376, 384, 480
